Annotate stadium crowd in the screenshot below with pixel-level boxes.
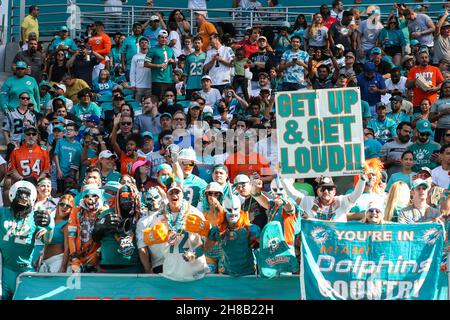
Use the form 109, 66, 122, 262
1, 0, 450, 300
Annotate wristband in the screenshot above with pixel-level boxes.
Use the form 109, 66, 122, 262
194, 246, 204, 259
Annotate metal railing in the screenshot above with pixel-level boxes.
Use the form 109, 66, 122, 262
8, 2, 450, 42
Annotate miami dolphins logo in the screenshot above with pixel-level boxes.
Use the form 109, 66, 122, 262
311, 227, 330, 244
416, 151, 425, 160
423, 228, 442, 245
268, 237, 280, 252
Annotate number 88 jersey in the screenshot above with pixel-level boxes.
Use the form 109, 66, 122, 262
8, 144, 50, 179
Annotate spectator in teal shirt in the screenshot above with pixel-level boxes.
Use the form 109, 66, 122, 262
364, 127, 383, 159
54, 122, 83, 194
0, 61, 40, 113
387, 95, 411, 128
367, 102, 397, 145
386, 150, 416, 191
144, 29, 176, 99
39, 81, 52, 114
71, 88, 101, 122
120, 23, 143, 81
48, 26, 78, 58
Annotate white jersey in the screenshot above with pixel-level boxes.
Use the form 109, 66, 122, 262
161, 205, 208, 282
2, 108, 36, 143
300, 195, 355, 222
204, 45, 235, 86
136, 211, 167, 269
130, 52, 152, 89
432, 166, 450, 189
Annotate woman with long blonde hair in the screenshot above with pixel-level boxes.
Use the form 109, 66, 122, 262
38, 194, 74, 272
304, 13, 329, 53
384, 181, 411, 222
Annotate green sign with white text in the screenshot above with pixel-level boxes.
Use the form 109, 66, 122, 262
275, 88, 365, 178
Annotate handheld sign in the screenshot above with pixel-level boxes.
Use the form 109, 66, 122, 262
275, 88, 365, 178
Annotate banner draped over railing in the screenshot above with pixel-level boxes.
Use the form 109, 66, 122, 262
300, 220, 445, 300
13, 274, 300, 300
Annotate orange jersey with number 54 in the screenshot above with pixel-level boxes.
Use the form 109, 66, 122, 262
8, 144, 50, 178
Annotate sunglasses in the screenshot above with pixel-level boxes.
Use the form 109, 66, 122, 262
121, 122, 132, 125
173, 118, 185, 121
445, 134, 450, 137
320, 186, 335, 192
367, 208, 381, 213
419, 132, 430, 136
25, 132, 37, 136
202, 140, 211, 145
234, 182, 247, 188
20, 97, 31, 100
181, 162, 195, 167
59, 202, 72, 209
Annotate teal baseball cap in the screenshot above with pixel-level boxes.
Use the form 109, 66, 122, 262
39, 81, 52, 88
371, 47, 382, 55
60, 26, 69, 32
410, 39, 420, 46
16, 61, 27, 69
141, 131, 153, 139
416, 119, 433, 134
52, 125, 66, 133
160, 112, 172, 119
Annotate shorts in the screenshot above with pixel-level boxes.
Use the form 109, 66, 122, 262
39, 253, 69, 273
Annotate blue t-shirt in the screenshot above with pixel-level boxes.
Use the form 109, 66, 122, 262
143, 26, 162, 48
356, 73, 386, 106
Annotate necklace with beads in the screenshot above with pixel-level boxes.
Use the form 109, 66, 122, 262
165, 200, 188, 232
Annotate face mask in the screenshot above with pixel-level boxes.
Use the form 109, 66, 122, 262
167, 99, 174, 106
159, 174, 170, 185
224, 195, 241, 224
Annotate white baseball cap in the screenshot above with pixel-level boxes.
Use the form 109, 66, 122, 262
150, 15, 160, 21
233, 174, 250, 185
55, 83, 66, 93
194, 10, 208, 17
99, 150, 116, 159
158, 29, 168, 37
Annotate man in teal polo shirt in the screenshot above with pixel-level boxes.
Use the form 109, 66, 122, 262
120, 22, 143, 81
144, 29, 176, 99
0, 61, 40, 113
